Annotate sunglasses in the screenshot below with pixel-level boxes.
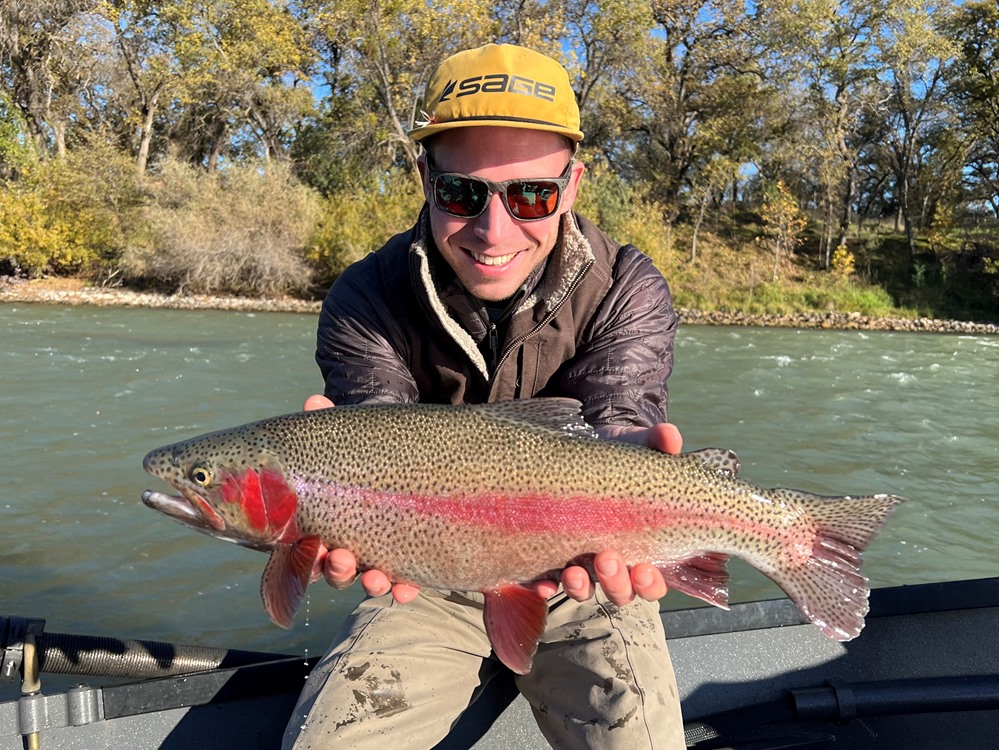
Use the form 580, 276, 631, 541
427, 160, 574, 221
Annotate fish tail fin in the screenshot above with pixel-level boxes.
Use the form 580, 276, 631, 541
770, 491, 905, 641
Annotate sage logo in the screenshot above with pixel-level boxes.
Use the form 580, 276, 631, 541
439, 74, 557, 103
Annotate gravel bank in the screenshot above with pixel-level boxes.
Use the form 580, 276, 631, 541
2, 278, 997, 335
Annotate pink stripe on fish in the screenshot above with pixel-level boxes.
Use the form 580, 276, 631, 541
368, 491, 661, 534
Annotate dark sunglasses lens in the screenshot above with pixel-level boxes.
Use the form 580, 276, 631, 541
507, 181, 561, 219
434, 175, 487, 217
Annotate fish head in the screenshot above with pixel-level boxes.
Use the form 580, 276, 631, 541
141, 425, 299, 550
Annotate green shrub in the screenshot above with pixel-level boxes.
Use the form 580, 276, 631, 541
306, 168, 424, 289
0, 143, 136, 278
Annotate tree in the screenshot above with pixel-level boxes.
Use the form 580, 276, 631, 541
296, 0, 493, 178
762, 0, 886, 268
614, 0, 772, 223
869, 0, 956, 257
943, 0, 999, 218
0, 0, 97, 157
760, 179, 808, 281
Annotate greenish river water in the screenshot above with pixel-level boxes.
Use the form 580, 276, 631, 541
2, 303, 997, 663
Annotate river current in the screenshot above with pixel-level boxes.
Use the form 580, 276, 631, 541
2, 303, 997, 663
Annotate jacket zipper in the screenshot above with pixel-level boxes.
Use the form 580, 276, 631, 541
488, 323, 500, 373
491, 259, 593, 376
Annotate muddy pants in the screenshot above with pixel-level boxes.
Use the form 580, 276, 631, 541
282, 587, 685, 749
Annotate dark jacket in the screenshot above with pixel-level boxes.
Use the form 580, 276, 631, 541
316, 209, 677, 428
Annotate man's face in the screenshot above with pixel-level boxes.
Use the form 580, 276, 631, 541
419, 126, 585, 302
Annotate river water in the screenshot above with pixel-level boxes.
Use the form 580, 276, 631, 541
2, 303, 997, 665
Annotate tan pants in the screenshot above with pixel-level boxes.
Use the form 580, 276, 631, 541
283, 588, 685, 749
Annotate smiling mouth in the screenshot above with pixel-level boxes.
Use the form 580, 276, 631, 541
470, 250, 518, 266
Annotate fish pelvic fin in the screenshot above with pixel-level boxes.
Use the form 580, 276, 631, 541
483, 584, 549, 675
261, 535, 322, 629
770, 491, 905, 641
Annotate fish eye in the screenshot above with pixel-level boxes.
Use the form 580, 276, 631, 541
189, 464, 213, 486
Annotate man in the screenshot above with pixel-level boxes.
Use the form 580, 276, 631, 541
284, 43, 685, 749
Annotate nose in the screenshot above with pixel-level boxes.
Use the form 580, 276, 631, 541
471, 192, 517, 245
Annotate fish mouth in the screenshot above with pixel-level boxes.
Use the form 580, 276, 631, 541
142, 489, 204, 524
141, 489, 248, 547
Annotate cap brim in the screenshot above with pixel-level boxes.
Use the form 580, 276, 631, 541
410, 118, 584, 143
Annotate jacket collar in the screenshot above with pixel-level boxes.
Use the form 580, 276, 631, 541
409, 209, 595, 380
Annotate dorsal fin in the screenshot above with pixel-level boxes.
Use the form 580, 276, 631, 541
476, 398, 598, 439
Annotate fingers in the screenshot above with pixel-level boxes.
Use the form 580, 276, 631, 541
593, 550, 635, 606
584, 552, 669, 606
303, 394, 334, 411
630, 563, 668, 601
390, 582, 421, 603
595, 422, 684, 455
323, 547, 358, 589
359, 569, 392, 597
560, 565, 595, 601
647, 422, 683, 455
358, 571, 421, 602
324, 548, 420, 603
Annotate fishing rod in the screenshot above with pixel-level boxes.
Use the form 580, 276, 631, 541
1, 615, 291, 683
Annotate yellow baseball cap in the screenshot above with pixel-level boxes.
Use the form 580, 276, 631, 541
410, 44, 583, 143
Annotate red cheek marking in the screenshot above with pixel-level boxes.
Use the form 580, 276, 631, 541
220, 467, 298, 536
191, 494, 226, 531
221, 469, 268, 532
260, 468, 297, 531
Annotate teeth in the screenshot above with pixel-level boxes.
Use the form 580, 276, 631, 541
472, 251, 517, 266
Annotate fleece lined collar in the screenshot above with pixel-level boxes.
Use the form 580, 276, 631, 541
409, 210, 595, 380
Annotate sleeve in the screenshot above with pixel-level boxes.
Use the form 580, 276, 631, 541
556, 246, 678, 428
315, 255, 420, 405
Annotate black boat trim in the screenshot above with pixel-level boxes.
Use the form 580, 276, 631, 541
663, 576, 999, 639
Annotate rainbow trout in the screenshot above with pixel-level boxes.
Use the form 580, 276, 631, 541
141, 398, 904, 674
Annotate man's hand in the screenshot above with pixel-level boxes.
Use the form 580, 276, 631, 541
304, 394, 422, 603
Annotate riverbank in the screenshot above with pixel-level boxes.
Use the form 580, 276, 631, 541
3, 276, 998, 335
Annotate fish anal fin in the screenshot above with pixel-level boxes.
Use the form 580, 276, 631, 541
261, 535, 322, 629
658, 553, 731, 609
768, 492, 905, 641
483, 584, 549, 675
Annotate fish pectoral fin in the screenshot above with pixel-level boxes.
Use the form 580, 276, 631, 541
658, 553, 731, 609
483, 584, 549, 675
260, 535, 322, 629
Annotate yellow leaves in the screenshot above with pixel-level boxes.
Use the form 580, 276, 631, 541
0, 186, 97, 276
760, 180, 808, 281
831, 245, 856, 278
305, 168, 424, 285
